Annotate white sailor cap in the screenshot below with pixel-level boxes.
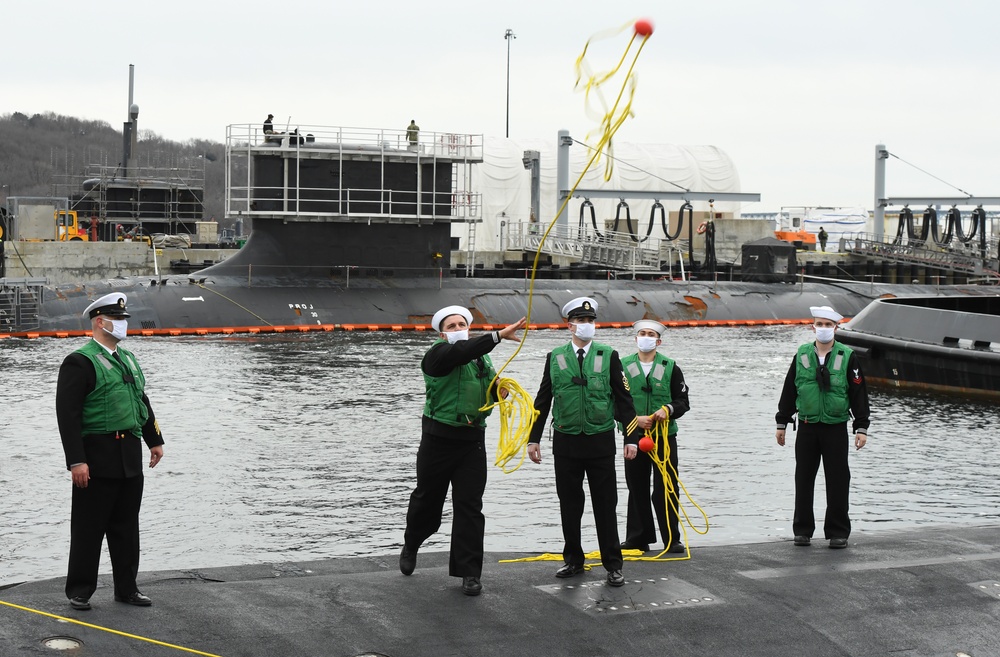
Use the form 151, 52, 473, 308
809, 305, 843, 323
82, 292, 130, 319
431, 305, 473, 332
633, 319, 666, 335
562, 296, 598, 320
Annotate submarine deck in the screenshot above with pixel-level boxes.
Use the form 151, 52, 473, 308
2, 523, 999, 657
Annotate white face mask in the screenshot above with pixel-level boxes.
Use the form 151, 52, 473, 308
102, 318, 128, 341
636, 336, 659, 353
814, 326, 836, 344
573, 322, 596, 341
444, 329, 469, 344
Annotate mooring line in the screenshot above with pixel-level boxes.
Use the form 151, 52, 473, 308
0, 599, 224, 657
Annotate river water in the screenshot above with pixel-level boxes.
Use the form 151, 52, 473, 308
2, 326, 998, 586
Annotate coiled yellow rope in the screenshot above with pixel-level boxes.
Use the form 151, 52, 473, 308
628, 408, 710, 562
485, 378, 539, 474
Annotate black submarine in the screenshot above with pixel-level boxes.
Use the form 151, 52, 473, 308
1, 124, 996, 338
836, 294, 1000, 399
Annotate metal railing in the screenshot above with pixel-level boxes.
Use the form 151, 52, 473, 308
504, 223, 689, 276
0, 278, 45, 332
227, 124, 485, 160
843, 232, 997, 276
225, 124, 484, 223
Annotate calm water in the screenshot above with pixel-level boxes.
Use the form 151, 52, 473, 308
2, 326, 998, 586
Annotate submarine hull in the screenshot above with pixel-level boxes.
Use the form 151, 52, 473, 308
27, 271, 993, 336
837, 295, 1000, 399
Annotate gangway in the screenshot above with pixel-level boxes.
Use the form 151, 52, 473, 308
845, 233, 998, 279
504, 223, 688, 277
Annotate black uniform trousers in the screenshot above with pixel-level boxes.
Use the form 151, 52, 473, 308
793, 421, 851, 539
624, 433, 681, 547
404, 433, 487, 577
66, 475, 144, 600
554, 450, 623, 572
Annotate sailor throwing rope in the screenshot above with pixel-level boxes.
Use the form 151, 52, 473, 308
399, 305, 525, 597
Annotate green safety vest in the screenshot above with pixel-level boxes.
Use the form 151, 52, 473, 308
549, 341, 615, 435
423, 340, 497, 428
621, 352, 678, 436
794, 341, 853, 424
76, 340, 149, 436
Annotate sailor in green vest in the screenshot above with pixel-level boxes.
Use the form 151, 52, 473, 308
775, 305, 869, 549
400, 305, 526, 596
619, 319, 690, 554
55, 292, 164, 611
528, 297, 642, 588
406, 119, 420, 151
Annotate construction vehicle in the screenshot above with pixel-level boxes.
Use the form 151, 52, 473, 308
2, 197, 92, 241
56, 210, 90, 241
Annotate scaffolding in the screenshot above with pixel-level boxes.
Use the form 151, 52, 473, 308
0, 278, 45, 332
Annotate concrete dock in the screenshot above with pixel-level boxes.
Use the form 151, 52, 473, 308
2, 524, 999, 657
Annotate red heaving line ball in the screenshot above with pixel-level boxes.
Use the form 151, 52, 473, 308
634, 19, 654, 37
638, 436, 655, 453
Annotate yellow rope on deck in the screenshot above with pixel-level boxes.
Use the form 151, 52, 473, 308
0, 599, 223, 657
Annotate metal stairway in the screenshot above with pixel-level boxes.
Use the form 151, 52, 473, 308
504, 223, 688, 275
846, 233, 998, 278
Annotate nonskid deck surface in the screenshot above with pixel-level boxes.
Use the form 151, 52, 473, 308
2, 524, 999, 656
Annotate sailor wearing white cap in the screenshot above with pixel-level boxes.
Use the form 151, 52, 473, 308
56, 292, 164, 610
619, 319, 690, 554
527, 295, 642, 587
82, 292, 132, 319
430, 304, 473, 334
401, 306, 526, 596
775, 304, 870, 550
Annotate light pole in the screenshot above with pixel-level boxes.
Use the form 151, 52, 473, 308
504, 28, 516, 138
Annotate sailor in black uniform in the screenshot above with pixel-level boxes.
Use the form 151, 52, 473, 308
775, 305, 869, 549
400, 305, 525, 596
56, 292, 164, 610
527, 297, 642, 587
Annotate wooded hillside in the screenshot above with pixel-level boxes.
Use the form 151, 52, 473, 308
0, 111, 226, 225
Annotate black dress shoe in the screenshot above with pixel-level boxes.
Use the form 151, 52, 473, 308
554, 563, 585, 578
461, 576, 482, 596
114, 591, 152, 606
794, 535, 811, 546
68, 596, 91, 610
829, 538, 848, 549
607, 570, 625, 587
619, 541, 649, 551
667, 542, 687, 554
399, 545, 417, 576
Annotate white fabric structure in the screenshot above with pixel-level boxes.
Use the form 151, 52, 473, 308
800, 207, 869, 253
462, 136, 744, 252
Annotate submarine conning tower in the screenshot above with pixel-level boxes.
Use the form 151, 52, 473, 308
219, 124, 483, 282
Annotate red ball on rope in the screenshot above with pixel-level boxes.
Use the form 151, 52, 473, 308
634, 18, 654, 37
638, 436, 655, 453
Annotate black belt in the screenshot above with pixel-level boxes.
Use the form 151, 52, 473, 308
85, 431, 137, 440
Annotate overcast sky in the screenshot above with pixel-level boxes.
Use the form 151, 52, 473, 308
6, 0, 998, 212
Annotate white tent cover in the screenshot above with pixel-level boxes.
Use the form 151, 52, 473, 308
462, 136, 743, 252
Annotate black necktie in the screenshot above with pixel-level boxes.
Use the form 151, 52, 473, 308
577, 348, 585, 373
113, 351, 135, 384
